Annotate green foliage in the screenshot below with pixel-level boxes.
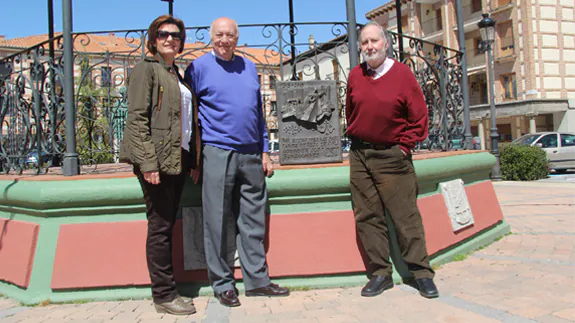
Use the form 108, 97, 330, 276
500, 144, 549, 181
452, 253, 469, 262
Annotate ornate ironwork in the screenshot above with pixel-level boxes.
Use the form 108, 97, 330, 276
0, 22, 464, 174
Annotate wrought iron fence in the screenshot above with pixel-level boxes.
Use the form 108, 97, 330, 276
0, 22, 465, 174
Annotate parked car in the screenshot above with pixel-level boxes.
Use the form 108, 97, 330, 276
341, 139, 351, 152
268, 139, 280, 155
472, 136, 482, 150
511, 132, 575, 173
20, 151, 51, 168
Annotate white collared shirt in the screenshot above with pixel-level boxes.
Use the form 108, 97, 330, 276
211, 50, 233, 61
368, 58, 395, 80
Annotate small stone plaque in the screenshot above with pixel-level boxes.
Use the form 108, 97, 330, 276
276, 80, 342, 165
182, 207, 238, 270
439, 179, 475, 232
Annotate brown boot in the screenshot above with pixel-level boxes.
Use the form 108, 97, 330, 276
154, 296, 196, 315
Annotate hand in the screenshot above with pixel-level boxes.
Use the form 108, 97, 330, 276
262, 152, 274, 178
143, 171, 160, 185
190, 168, 201, 184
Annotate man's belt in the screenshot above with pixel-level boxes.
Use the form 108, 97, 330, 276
351, 138, 395, 150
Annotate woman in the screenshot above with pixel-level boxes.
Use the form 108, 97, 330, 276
119, 15, 201, 315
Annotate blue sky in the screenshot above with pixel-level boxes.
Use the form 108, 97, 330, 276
0, 0, 383, 44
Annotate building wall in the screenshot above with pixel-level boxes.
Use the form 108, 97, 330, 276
367, 0, 574, 135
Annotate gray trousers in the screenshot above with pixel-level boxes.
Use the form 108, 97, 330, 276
202, 145, 271, 293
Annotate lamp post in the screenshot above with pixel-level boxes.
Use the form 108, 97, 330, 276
478, 13, 501, 181
161, 0, 173, 16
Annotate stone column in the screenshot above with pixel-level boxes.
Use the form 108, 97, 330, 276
478, 118, 486, 150
527, 112, 538, 134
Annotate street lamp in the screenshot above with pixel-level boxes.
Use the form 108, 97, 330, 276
478, 13, 501, 181
161, 0, 173, 16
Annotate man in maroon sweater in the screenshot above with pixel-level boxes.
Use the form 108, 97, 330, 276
345, 21, 439, 299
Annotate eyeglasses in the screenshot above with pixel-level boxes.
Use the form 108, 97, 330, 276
157, 30, 182, 41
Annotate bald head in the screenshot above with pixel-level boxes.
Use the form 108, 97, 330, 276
210, 17, 239, 61
210, 17, 239, 40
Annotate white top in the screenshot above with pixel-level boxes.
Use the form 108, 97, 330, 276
179, 80, 193, 151
368, 58, 395, 80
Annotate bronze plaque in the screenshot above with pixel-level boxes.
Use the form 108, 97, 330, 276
276, 80, 342, 165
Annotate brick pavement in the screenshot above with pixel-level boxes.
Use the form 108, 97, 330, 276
1, 180, 574, 322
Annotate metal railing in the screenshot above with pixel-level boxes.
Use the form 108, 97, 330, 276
0, 22, 466, 174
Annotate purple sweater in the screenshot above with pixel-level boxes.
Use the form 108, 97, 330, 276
184, 53, 269, 153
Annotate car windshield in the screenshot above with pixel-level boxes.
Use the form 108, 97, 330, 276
512, 134, 539, 145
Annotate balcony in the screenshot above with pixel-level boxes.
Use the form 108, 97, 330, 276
494, 0, 513, 10
496, 22, 515, 60
469, 72, 488, 106
498, 43, 515, 59
421, 16, 443, 36
466, 48, 485, 68
462, 0, 483, 22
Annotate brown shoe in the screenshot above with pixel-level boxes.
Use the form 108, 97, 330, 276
154, 296, 196, 315
245, 283, 290, 297
215, 290, 241, 307
179, 295, 194, 304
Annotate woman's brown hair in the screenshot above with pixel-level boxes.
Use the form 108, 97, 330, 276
146, 15, 186, 55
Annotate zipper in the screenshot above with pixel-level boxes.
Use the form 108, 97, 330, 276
157, 85, 164, 111
172, 69, 183, 175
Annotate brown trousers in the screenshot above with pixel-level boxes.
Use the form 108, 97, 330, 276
350, 145, 434, 280
134, 150, 188, 303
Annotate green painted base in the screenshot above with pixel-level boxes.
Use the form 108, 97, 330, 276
1, 220, 510, 305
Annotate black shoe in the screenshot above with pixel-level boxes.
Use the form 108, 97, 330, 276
215, 290, 241, 307
246, 283, 290, 297
415, 278, 439, 298
361, 275, 394, 297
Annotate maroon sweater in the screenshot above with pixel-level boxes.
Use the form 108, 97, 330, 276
345, 59, 428, 154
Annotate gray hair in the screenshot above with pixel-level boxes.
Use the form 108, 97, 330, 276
209, 18, 240, 40
360, 21, 389, 45
359, 21, 393, 57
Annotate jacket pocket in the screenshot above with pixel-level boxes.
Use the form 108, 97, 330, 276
152, 129, 169, 170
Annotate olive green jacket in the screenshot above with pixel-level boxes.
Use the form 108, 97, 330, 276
119, 55, 201, 174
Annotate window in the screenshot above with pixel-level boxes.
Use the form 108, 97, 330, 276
474, 37, 483, 56
269, 75, 277, 89
537, 134, 558, 148
501, 74, 517, 100
435, 9, 442, 31
101, 66, 112, 87
497, 21, 514, 57
471, 0, 482, 13
332, 59, 339, 82
258, 74, 262, 86
561, 134, 575, 147
270, 101, 277, 116
401, 15, 409, 32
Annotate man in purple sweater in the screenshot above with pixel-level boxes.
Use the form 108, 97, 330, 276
184, 17, 289, 308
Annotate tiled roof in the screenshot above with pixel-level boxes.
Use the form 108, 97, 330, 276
0, 33, 283, 65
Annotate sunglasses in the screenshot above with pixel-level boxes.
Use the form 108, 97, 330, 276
157, 30, 182, 41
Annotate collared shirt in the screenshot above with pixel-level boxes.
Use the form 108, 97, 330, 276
368, 58, 395, 80
211, 49, 233, 61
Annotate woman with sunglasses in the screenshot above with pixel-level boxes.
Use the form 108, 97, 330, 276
120, 14, 201, 315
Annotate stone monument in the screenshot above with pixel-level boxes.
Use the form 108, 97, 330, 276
276, 80, 342, 165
